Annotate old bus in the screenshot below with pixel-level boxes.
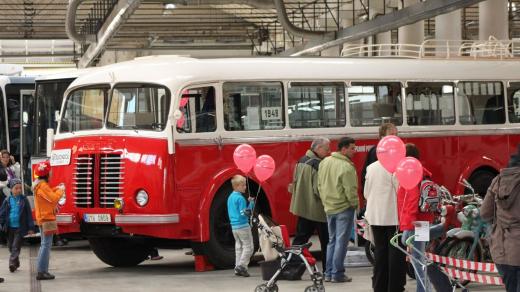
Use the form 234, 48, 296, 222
52, 56, 518, 268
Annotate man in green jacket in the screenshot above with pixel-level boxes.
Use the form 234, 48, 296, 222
289, 137, 331, 270
318, 137, 359, 283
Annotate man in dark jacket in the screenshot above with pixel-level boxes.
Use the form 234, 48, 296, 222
481, 148, 520, 292
289, 137, 330, 270
0, 178, 35, 272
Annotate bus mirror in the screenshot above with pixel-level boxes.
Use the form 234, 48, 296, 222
173, 109, 182, 120
54, 110, 60, 122
46, 128, 54, 158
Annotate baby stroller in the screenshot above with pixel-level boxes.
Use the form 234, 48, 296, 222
390, 233, 469, 292
252, 214, 325, 292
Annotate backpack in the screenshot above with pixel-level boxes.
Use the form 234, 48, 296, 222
419, 179, 441, 213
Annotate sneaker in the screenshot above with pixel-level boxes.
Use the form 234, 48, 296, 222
150, 256, 163, 261
331, 275, 352, 283
324, 276, 331, 282
0, 277, 4, 283
9, 264, 16, 272
235, 266, 250, 277
36, 272, 55, 280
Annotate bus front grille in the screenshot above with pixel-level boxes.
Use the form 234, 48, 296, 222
73, 155, 94, 208
99, 154, 124, 208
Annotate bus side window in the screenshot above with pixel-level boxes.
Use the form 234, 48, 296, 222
457, 81, 505, 125
507, 84, 520, 123
349, 82, 403, 127
287, 82, 345, 128
223, 82, 284, 131
177, 86, 217, 133
405, 82, 455, 126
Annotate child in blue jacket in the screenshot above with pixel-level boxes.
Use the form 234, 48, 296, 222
0, 178, 35, 272
227, 175, 255, 277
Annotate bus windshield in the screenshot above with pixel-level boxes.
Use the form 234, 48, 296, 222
34, 79, 74, 156
106, 85, 170, 131
60, 87, 108, 133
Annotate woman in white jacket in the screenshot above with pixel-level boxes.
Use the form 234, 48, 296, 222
364, 160, 406, 292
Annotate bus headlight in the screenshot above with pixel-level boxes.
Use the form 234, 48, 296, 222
135, 190, 149, 207
58, 194, 66, 206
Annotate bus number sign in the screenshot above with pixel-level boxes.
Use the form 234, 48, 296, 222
262, 107, 281, 120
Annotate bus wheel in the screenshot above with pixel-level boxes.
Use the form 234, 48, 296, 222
468, 169, 497, 197
88, 237, 150, 267
204, 185, 236, 269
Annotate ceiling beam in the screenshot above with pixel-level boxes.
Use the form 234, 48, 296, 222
284, 0, 488, 56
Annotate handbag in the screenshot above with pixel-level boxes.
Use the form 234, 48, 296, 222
41, 221, 58, 235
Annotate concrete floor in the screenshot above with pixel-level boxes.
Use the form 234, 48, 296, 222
0, 240, 504, 292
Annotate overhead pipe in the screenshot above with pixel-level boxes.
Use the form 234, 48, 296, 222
78, 0, 142, 68
273, 0, 333, 40
66, 0, 97, 44
289, 0, 488, 56
144, 0, 274, 9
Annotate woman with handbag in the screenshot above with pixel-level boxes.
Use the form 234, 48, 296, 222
33, 160, 64, 281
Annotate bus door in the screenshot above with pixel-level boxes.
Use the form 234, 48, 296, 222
18, 89, 35, 195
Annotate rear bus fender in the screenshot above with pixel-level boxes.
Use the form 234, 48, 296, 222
197, 168, 271, 242
456, 156, 501, 195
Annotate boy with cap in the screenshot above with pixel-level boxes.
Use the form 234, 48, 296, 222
0, 178, 35, 272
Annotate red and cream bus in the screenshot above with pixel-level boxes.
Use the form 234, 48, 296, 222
52, 56, 519, 268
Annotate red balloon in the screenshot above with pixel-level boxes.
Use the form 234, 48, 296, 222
376, 135, 406, 173
179, 97, 189, 108
233, 144, 257, 173
254, 155, 276, 183
395, 157, 423, 190
176, 113, 185, 128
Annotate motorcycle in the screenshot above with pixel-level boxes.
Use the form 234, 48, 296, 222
437, 179, 491, 285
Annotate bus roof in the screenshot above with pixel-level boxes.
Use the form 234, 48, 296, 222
68, 56, 520, 92
35, 67, 96, 82
0, 76, 35, 88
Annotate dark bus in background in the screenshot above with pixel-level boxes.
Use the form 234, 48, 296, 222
0, 75, 36, 189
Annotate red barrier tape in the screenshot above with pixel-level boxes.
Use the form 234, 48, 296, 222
426, 252, 498, 273
441, 266, 504, 286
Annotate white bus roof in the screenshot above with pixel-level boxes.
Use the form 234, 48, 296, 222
69, 56, 520, 92
0, 76, 36, 88
35, 67, 96, 82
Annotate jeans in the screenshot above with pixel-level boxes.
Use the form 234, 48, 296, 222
325, 207, 355, 280
292, 216, 329, 271
37, 233, 54, 273
371, 225, 406, 292
232, 227, 254, 269
402, 224, 444, 292
7, 228, 23, 268
496, 264, 520, 292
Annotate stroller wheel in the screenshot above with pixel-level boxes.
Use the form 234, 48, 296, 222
304, 284, 325, 292
255, 283, 278, 292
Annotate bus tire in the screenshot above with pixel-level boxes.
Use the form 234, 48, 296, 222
468, 169, 497, 197
204, 185, 236, 269
88, 237, 150, 267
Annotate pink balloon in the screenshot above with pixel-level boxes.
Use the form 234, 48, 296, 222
179, 97, 189, 108
395, 157, 424, 190
233, 144, 257, 173
254, 155, 275, 183
376, 135, 406, 173
176, 113, 185, 128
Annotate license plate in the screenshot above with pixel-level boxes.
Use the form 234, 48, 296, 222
83, 214, 111, 223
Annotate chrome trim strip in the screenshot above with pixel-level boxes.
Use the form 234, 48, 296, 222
175, 127, 520, 146
56, 214, 74, 224
115, 214, 180, 224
